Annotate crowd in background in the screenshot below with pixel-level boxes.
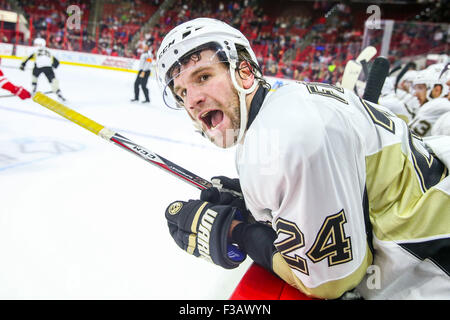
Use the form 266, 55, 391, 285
0, 0, 448, 83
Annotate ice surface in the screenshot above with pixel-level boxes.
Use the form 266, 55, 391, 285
0, 58, 253, 299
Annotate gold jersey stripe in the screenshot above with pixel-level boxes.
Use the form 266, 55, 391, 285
272, 244, 373, 299
366, 143, 450, 241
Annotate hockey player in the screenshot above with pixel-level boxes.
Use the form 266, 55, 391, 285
0, 69, 31, 99
379, 69, 420, 123
156, 18, 450, 300
131, 43, 153, 103
409, 66, 450, 136
431, 111, 450, 136
20, 38, 66, 101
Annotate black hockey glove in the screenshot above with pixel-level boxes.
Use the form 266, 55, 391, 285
52, 58, 60, 69
201, 176, 278, 272
165, 199, 246, 269
200, 176, 252, 223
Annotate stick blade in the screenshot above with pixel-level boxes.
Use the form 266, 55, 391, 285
341, 60, 362, 90
356, 46, 377, 63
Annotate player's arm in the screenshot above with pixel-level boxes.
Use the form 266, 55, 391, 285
20, 53, 34, 70
0, 70, 31, 99
230, 219, 278, 273
52, 56, 60, 69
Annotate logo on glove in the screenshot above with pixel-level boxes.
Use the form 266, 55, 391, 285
168, 201, 183, 215
197, 208, 218, 263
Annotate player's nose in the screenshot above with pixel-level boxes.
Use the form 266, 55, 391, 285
185, 87, 206, 111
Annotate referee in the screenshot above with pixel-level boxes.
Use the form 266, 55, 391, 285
131, 43, 153, 103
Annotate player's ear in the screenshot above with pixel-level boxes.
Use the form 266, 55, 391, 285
237, 61, 255, 90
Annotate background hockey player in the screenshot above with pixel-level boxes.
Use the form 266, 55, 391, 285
156, 18, 450, 300
0, 68, 31, 100
409, 64, 450, 136
431, 111, 450, 136
379, 68, 420, 123
131, 43, 153, 104
20, 37, 66, 101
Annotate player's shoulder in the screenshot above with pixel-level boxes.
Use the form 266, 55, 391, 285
264, 81, 329, 108
420, 98, 450, 113
259, 82, 319, 123
431, 111, 450, 136
249, 82, 345, 157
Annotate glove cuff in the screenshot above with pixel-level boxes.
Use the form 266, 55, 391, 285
208, 206, 243, 269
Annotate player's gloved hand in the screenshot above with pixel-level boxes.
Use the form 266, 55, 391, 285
199, 176, 254, 262
13, 86, 31, 100
165, 199, 247, 269
201, 176, 247, 212
19, 64, 25, 71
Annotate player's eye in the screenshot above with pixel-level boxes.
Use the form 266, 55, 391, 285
175, 94, 185, 106
199, 74, 210, 82
174, 89, 186, 105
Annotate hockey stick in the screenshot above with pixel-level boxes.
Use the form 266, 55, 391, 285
394, 62, 415, 93
363, 56, 390, 104
355, 46, 377, 64
341, 46, 377, 90
388, 64, 402, 76
341, 60, 362, 90
32, 92, 213, 190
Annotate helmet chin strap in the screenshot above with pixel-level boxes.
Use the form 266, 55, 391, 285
229, 63, 259, 146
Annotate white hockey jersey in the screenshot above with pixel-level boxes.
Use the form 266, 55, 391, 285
431, 111, 450, 136
409, 98, 450, 137
378, 89, 419, 123
21, 47, 58, 70
33, 48, 55, 68
236, 82, 450, 299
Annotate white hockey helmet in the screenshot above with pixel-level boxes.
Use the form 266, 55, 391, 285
402, 70, 418, 83
33, 37, 46, 48
397, 70, 418, 93
156, 17, 260, 145
412, 68, 447, 100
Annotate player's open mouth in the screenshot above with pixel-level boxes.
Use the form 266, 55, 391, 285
199, 109, 224, 130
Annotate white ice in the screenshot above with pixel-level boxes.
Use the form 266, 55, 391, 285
0, 58, 253, 299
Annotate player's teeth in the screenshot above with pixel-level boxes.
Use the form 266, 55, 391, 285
201, 111, 210, 118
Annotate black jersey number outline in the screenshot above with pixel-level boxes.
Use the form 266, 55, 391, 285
36, 49, 51, 58
274, 210, 352, 274
274, 218, 309, 275
303, 82, 349, 104
409, 119, 431, 137
306, 209, 352, 266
